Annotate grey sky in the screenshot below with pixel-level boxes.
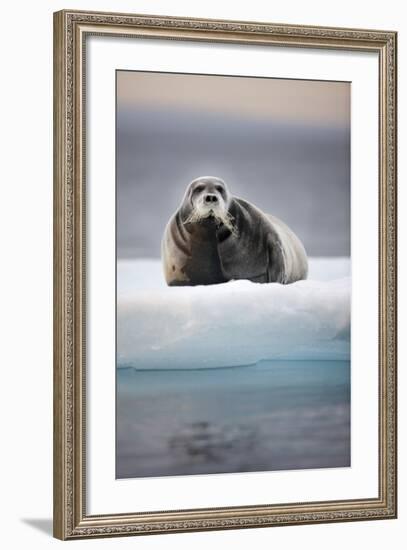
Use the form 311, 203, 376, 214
117, 71, 350, 259
118, 71, 350, 127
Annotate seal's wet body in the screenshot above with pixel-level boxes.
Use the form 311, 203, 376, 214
162, 177, 308, 286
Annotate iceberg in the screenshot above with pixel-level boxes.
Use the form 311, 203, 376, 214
117, 258, 350, 369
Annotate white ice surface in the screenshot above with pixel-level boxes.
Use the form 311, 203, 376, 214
117, 258, 350, 369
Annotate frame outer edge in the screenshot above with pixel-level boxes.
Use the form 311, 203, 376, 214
394, 31, 398, 519
53, 10, 68, 541
389, 30, 398, 518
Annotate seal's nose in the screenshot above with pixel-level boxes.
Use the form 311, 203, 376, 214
204, 193, 218, 204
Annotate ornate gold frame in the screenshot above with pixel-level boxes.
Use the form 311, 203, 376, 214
53, 9, 397, 540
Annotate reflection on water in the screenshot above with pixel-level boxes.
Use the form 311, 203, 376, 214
169, 421, 259, 464
116, 360, 350, 478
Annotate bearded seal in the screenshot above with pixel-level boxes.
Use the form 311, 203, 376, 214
162, 176, 308, 286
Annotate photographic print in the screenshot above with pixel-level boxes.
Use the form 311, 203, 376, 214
116, 70, 351, 479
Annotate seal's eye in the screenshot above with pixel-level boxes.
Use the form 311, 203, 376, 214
194, 185, 205, 193
215, 185, 225, 197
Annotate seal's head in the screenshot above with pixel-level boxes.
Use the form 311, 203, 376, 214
180, 176, 236, 235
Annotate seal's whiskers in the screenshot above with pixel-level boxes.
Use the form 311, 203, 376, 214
222, 211, 239, 237
182, 209, 203, 225
183, 208, 238, 237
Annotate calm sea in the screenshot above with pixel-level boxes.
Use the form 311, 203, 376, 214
116, 360, 350, 479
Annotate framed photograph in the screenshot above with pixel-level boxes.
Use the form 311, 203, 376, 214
53, 9, 397, 540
